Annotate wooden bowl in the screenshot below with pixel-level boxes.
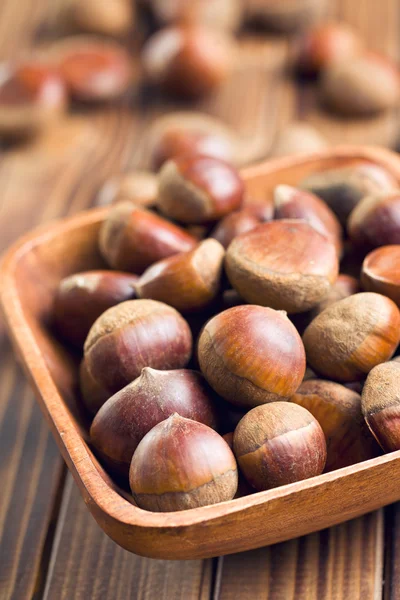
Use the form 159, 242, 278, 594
2, 145, 400, 560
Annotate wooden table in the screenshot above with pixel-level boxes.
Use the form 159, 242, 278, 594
1, 0, 400, 598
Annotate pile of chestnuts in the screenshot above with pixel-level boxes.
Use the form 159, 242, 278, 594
53, 149, 400, 513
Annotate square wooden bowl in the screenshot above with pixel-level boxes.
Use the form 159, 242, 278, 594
2, 145, 400, 560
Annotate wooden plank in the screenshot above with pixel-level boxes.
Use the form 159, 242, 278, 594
216, 511, 384, 600
43, 475, 213, 600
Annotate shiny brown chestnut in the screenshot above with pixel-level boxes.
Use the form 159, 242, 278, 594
321, 52, 400, 116
303, 292, 400, 382
54, 270, 138, 346
300, 162, 397, 225
0, 61, 67, 137
210, 209, 263, 249
198, 305, 306, 408
90, 368, 218, 474
361, 245, 400, 306
295, 23, 363, 75
290, 379, 379, 471
141, 25, 234, 98
99, 201, 197, 273
136, 239, 225, 312
233, 402, 326, 491
129, 414, 238, 511
348, 191, 400, 249
225, 220, 339, 313
362, 361, 400, 452
157, 155, 244, 224
84, 299, 193, 397
96, 171, 158, 208
52, 36, 132, 101
273, 184, 342, 255
70, 0, 134, 37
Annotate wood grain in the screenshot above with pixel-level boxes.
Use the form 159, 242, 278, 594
216, 511, 384, 600
43, 474, 213, 600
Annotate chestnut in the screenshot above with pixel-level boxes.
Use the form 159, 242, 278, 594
145, 0, 243, 32
54, 270, 138, 346
273, 184, 342, 255
96, 171, 157, 208
290, 380, 379, 471
136, 239, 225, 312
245, 0, 326, 33
233, 402, 326, 491
52, 36, 132, 101
362, 361, 400, 452
361, 245, 400, 306
270, 122, 328, 158
321, 52, 400, 116
129, 414, 238, 511
99, 201, 197, 273
348, 191, 400, 249
157, 155, 244, 224
210, 209, 263, 249
69, 0, 134, 37
0, 61, 67, 137
225, 220, 339, 313
141, 25, 234, 98
303, 292, 400, 382
198, 305, 306, 408
84, 299, 193, 396
300, 162, 397, 225
91, 368, 218, 474
79, 358, 111, 416
295, 23, 363, 75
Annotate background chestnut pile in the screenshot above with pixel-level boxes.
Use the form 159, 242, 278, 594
53, 149, 400, 513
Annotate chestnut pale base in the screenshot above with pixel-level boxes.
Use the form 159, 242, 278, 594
3, 146, 400, 559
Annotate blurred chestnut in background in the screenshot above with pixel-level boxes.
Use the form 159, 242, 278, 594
362, 245, 400, 306
0, 61, 67, 137
136, 239, 225, 312
157, 155, 244, 224
69, 0, 134, 38
225, 220, 339, 313
99, 201, 197, 273
270, 121, 328, 157
129, 414, 238, 511
53, 37, 132, 101
348, 191, 400, 249
245, 0, 326, 33
91, 368, 218, 474
84, 299, 193, 396
321, 52, 400, 116
96, 171, 158, 208
274, 184, 342, 255
210, 209, 263, 249
141, 25, 234, 98
198, 305, 306, 408
144, 0, 243, 32
54, 270, 138, 346
300, 162, 397, 225
290, 379, 379, 471
295, 23, 363, 75
303, 292, 400, 381
362, 361, 400, 452
233, 402, 326, 491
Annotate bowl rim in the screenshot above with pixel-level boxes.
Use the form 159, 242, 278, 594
2, 144, 400, 533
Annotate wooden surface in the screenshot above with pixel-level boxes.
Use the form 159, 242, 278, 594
0, 0, 399, 597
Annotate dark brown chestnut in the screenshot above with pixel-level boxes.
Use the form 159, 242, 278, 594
348, 191, 400, 249
99, 201, 197, 273
79, 358, 111, 416
225, 220, 339, 313
198, 305, 306, 408
54, 270, 138, 346
157, 155, 244, 224
303, 292, 400, 381
84, 299, 193, 396
90, 368, 218, 474
233, 402, 326, 491
129, 414, 238, 511
210, 209, 263, 249
136, 239, 225, 312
